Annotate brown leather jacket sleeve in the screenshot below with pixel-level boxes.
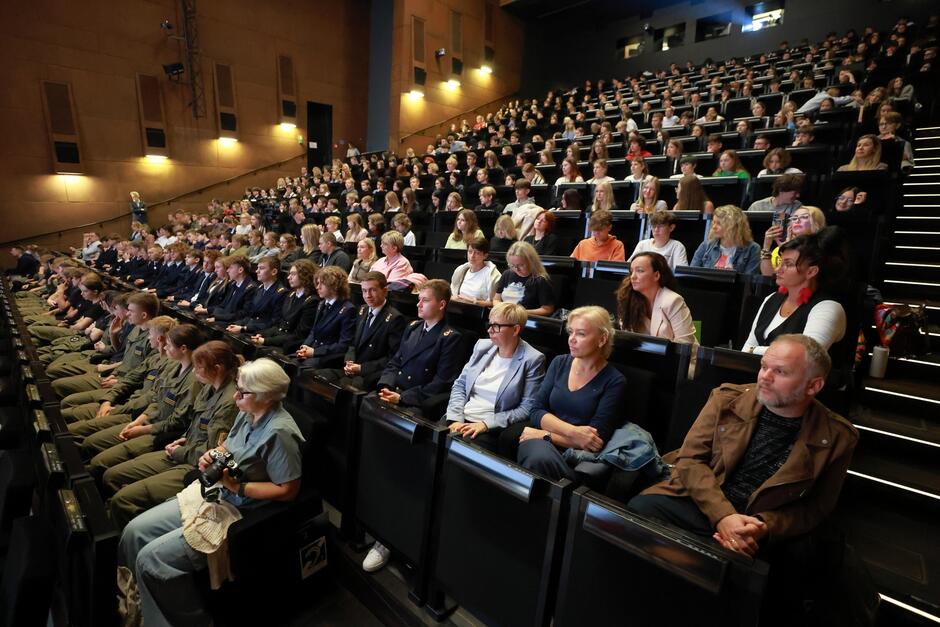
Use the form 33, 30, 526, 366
673, 388, 738, 526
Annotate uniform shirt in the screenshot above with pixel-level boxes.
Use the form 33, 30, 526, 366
221, 404, 305, 509
172, 380, 238, 467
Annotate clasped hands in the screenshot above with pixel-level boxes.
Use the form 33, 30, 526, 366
714, 513, 767, 557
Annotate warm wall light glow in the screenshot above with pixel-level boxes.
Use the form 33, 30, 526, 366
218, 137, 238, 145
479, 65, 493, 75
407, 89, 425, 100
145, 154, 168, 162
445, 79, 461, 90
279, 122, 296, 130
58, 173, 85, 179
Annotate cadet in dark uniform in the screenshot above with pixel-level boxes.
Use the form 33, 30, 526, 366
295, 266, 356, 369
249, 259, 319, 354
376, 279, 464, 409
364, 278, 465, 572
225, 255, 288, 334
204, 255, 256, 323
315, 271, 406, 390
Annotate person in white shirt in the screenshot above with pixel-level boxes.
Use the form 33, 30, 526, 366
742, 234, 846, 355
234, 213, 252, 236
450, 236, 502, 307
629, 210, 689, 269
587, 159, 615, 185
445, 302, 546, 450
661, 106, 680, 128
392, 213, 416, 247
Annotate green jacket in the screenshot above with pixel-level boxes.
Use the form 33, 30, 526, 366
171, 379, 238, 467
114, 326, 153, 376
112, 355, 175, 416
147, 364, 202, 436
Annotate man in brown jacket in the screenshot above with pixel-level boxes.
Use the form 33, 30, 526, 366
629, 333, 858, 556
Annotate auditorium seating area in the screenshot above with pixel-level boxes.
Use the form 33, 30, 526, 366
2, 14, 939, 627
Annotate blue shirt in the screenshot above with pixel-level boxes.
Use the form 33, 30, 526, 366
222, 403, 305, 509
530, 354, 627, 443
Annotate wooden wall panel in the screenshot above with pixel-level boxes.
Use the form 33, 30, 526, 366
0, 0, 370, 247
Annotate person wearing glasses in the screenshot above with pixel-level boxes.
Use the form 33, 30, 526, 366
743, 234, 846, 355
493, 241, 556, 317
445, 302, 546, 454
118, 358, 305, 627
759, 206, 827, 276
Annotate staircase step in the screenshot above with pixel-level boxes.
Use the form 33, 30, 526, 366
889, 246, 940, 263
883, 262, 940, 282
852, 403, 940, 447
902, 181, 940, 194
851, 429, 940, 497
835, 480, 940, 618
881, 279, 940, 301
890, 233, 940, 249
862, 376, 940, 418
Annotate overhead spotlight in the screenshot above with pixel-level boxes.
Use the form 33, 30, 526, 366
279, 122, 297, 130
407, 89, 425, 100
162, 62, 185, 78
435, 48, 447, 59
218, 137, 238, 145
445, 79, 461, 90
160, 20, 173, 30
479, 65, 493, 75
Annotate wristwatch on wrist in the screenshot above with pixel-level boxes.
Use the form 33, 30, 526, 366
542, 433, 552, 442
237, 482, 247, 498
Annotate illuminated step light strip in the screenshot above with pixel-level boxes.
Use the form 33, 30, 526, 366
847, 470, 940, 501
879, 594, 940, 624
902, 182, 940, 185
864, 386, 940, 405
896, 216, 940, 219
885, 261, 940, 268
893, 230, 940, 234
914, 135, 940, 141
883, 278, 940, 287
895, 245, 940, 250
853, 423, 940, 449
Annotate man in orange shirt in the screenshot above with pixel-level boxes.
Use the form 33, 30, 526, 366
570, 210, 626, 261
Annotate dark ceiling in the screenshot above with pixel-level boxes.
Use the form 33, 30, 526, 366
500, 0, 689, 23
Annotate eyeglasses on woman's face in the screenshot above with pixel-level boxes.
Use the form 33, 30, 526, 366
234, 386, 256, 398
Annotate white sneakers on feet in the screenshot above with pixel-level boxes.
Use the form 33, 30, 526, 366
362, 541, 390, 572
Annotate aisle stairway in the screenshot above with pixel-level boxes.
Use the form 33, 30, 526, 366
839, 124, 940, 624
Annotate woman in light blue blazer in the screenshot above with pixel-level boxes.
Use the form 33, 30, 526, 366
446, 302, 546, 453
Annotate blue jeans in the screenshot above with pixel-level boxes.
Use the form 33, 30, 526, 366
119, 499, 210, 627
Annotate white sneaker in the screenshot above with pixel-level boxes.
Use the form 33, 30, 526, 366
362, 541, 390, 572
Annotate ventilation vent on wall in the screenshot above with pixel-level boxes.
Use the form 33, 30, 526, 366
414, 67, 427, 86
136, 74, 168, 157
276, 54, 297, 127
484, 46, 495, 63
452, 58, 463, 76
213, 63, 239, 140
41, 81, 83, 173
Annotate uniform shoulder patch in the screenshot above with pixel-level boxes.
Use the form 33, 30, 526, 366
359, 305, 366, 315
276, 287, 287, 293
442, 329, 454, 336
409, 320, 421, 327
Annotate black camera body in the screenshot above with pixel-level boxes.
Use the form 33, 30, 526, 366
200, 449, 242, 502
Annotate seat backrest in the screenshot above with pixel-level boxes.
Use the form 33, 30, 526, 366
0, 516, 54, 627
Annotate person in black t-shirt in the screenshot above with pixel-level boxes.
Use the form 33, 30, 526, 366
28, 272, 106, 343
493, 241, 555, 317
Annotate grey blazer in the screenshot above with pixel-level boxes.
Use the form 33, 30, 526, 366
446, 338, 546, 429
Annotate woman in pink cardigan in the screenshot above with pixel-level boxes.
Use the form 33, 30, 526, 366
371, 231, 414, 283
